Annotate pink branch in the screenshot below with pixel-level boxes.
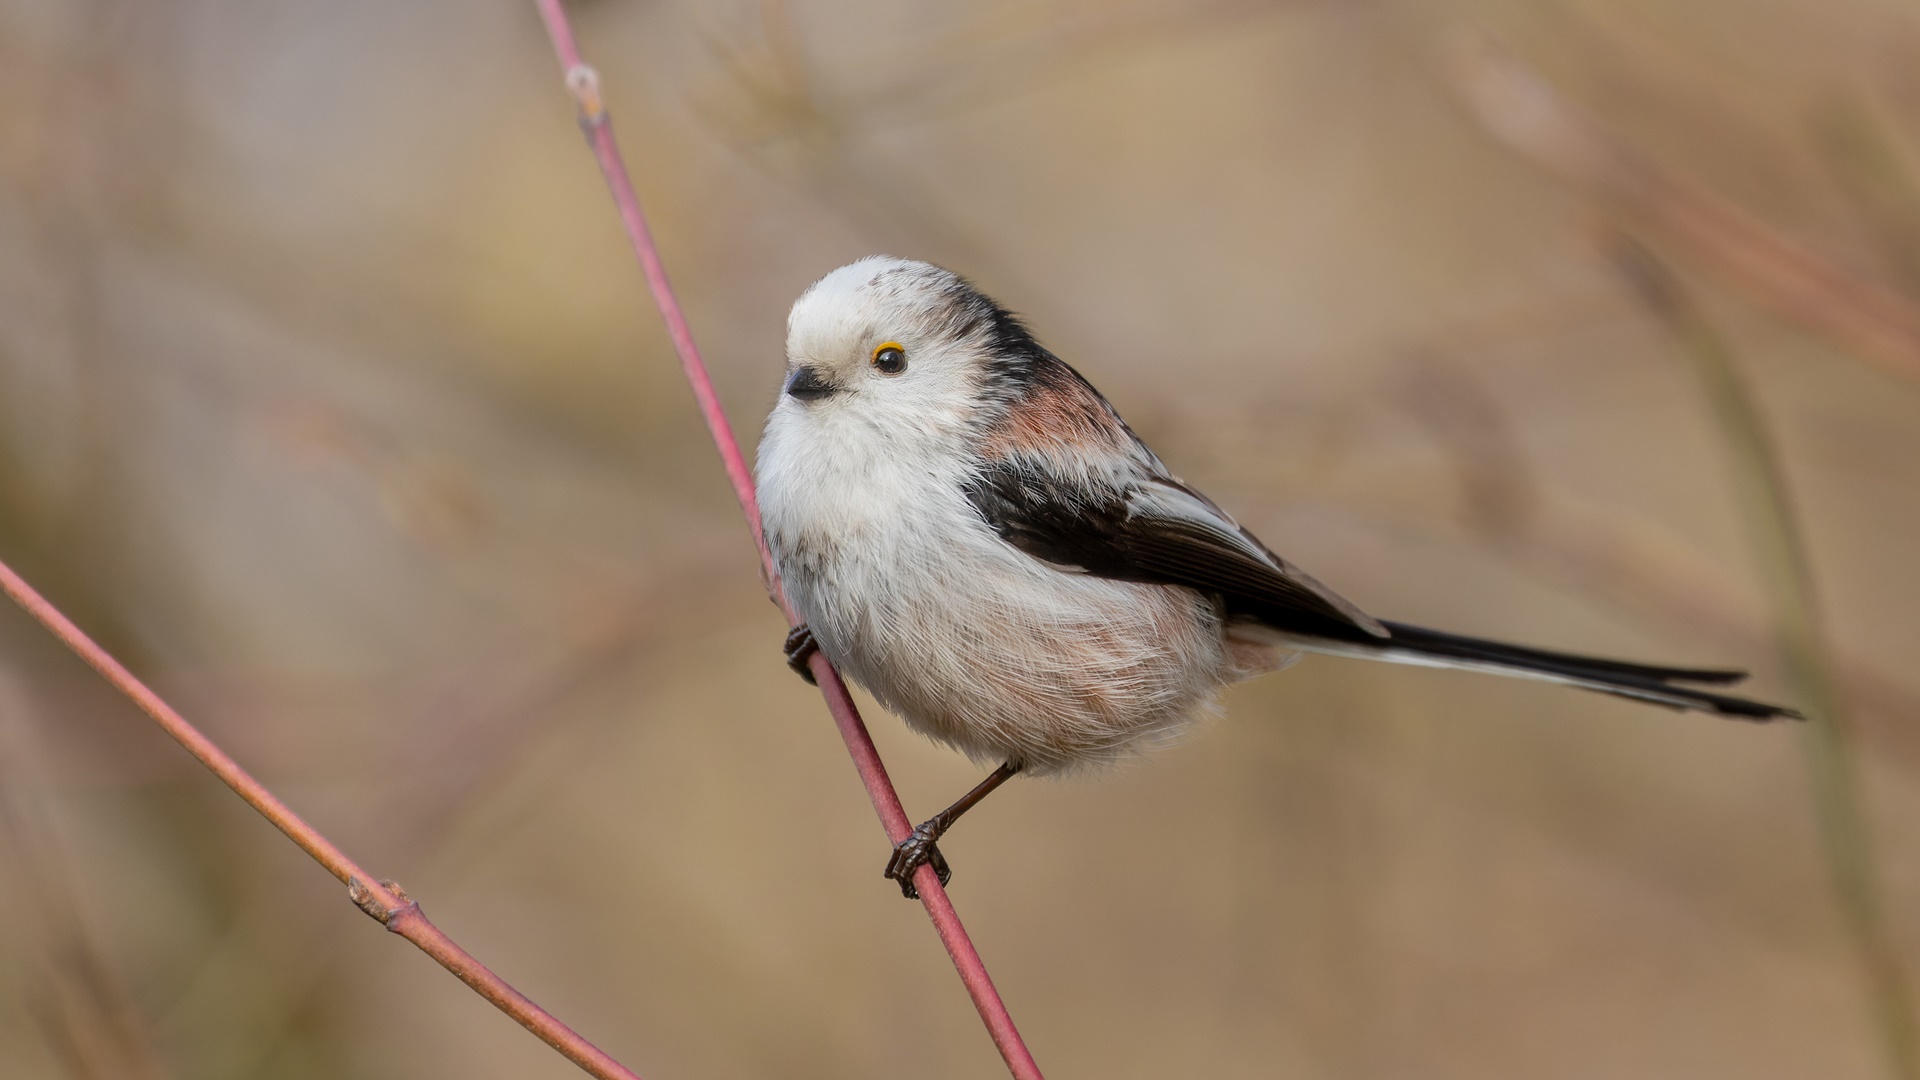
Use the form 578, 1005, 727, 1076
0, 560, 645, 1080
530, 4, 1044, 1077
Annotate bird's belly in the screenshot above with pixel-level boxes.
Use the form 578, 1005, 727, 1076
793, 530, 1233, 774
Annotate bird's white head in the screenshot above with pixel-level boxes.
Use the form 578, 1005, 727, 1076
776, 256, 1041, 443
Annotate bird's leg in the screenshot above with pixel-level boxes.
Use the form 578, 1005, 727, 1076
886, 762, 1022, 899
783, 624, 819, 685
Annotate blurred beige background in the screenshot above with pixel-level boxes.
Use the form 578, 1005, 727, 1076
2, 1, 1918, 1077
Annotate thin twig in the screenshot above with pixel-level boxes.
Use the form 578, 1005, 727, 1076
0, 559, 645, 1080
1448, 36, 1920, 386
528, 4, 1045, 1078
1612, 238, 1919, 1080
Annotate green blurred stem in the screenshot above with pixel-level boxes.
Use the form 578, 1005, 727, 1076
1616, 238, 1919, 1080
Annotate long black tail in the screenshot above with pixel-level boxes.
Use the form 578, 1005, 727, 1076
1290, 620, 1802, 722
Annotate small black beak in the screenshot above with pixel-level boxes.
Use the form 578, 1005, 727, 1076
784, 365, 839, 402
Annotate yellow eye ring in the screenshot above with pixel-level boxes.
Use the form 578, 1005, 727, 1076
870, 342, 907, 375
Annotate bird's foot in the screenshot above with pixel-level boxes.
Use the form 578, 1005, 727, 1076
783, 624, 819, 685
884, 821, 952, 900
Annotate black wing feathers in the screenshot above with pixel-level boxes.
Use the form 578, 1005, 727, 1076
964, 461, 1382, 636
962, 464, 1129, 576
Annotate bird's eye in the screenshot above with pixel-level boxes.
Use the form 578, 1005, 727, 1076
870, 342, 907, 375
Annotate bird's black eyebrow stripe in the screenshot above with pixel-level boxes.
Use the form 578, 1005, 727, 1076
937, 275, 1050, 385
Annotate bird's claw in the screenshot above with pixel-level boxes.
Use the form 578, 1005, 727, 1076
783, 624, 819, 685
885, 822, 952, 899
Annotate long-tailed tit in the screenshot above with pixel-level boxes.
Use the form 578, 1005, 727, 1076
756, 255, 1798, 898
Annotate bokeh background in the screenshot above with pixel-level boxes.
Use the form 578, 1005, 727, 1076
2, 1, 1919, 1077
